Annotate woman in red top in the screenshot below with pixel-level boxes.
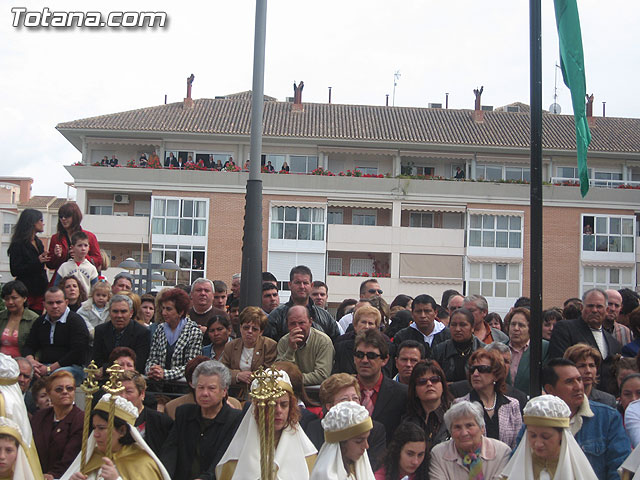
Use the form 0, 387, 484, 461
46, 202, 101, 281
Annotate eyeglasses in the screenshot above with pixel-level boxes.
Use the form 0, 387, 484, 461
368, 289, 383, 295
59, 214, 72, 219
53, 385, 75, 393
354, 351, 382, 360
416, 376, 442, 386
469, 365, 493, 375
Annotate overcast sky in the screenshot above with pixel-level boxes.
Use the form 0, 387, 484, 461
1, 0, 637, 198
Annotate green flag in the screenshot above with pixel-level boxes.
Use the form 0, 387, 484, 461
553, 0, 591, 197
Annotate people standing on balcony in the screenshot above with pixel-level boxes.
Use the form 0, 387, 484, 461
109, 154, 119, 167
453, 166, 465, 179
282, 160, 290, 172
266, 160, 275, 172
8, 208, 49, 313
46, 202, 102, 283
164, 152, 176, 167
215, 159, 223, 170
100, 155, 109, 166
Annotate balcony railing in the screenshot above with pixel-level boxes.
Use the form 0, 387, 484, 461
551, 177, 640, 189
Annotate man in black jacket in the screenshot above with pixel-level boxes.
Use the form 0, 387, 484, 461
393, 294, 450, 358
265, 265, 340, 341
23, 287, 89, 384
93, 294, 151, 373
161, 360, 242, 480
549, 288, 622, 394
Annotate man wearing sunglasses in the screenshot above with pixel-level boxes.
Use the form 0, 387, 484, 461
337, 279, 384, 333
354, 329, 407, 443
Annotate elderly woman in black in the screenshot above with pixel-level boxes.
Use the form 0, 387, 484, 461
403, 359, 453, 454
432, 308, 485, 383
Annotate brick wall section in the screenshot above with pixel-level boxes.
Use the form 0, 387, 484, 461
469, 203, 635, 309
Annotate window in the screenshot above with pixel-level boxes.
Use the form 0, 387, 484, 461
134, 201, 151, 217
594, 172, 623, 181
469, 214, 522, 248
401, 164, 433, 176
88, 205, 113, 215
350, 258, 374, 276
270, 206, 325, 240
467, 263, 521, 298
263, 154, 286, 171
476, 164, 502, 181
328, 258, 343, 275
152, 244, 205, 285
583, 266, 634, 292
352, 209, 376, 226
3, 223, 11, 235
289, 155, 318, 174
327, 209, 344, 225
152, 198, 207, 236
582, 215, 635, 253
505, 167, 531, 182
557, 166, 592, 179
409, 212, 434, 228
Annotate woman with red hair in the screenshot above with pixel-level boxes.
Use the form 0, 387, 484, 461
46, 202, 102, 281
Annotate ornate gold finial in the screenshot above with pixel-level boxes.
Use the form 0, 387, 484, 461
103, 363, 125, 459
250, 367, 288, 480
80, 361, 101, 471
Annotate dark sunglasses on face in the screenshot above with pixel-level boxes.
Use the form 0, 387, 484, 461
54, 385, 75, 393
416, 376, 442, 386
59, 214, 71, 219
368, 289, 383, 295
469, 365, 492, 374
354, 350, 382, 360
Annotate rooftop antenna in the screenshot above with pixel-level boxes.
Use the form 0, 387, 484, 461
549, 62, 562, 114
392, 70, 401, 106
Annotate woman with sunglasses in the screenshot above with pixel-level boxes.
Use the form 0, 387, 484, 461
403, 360, 453, 455
47, 202, 102, 282
453, 349, 522, 449
30, 370, 83, 479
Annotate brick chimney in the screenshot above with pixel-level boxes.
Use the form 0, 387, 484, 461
292, 80, 304, 111
183, 74, 195, 109
586, 93, 595, 128
472, 86, 484, 123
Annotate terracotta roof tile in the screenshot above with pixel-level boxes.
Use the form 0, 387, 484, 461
56, 97, 640, 153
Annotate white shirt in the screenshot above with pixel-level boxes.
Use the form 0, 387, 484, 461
410, 320, 445, 346
590, 327, 608, 358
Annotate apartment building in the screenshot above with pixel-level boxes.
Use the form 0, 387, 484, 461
56, 91, 640, 313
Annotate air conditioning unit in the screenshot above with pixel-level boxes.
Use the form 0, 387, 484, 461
114, 194, 129, 204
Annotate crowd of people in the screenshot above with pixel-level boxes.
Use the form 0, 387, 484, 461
4, 201, 640, 478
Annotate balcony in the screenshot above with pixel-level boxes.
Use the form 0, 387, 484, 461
82, 214, 149, 244
327, 224, 464, 255
551, 177, 640, 190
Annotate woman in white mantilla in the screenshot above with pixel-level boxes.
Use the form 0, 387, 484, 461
61, 394, 170, 480
501, 394, 597, 480
0, 353, 42, 478
311, 401, 375, 480
216, 368, 317, 480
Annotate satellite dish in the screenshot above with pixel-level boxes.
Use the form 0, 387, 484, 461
549, 103, 561, 114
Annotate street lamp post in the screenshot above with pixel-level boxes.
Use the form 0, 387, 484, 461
118, 257, 181, 294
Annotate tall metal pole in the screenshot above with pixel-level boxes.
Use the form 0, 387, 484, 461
240, 0, 267, 310
529, 0, 543, 397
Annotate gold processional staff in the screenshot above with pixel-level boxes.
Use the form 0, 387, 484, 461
250, 367, 287, 480
79, 362, 125, 471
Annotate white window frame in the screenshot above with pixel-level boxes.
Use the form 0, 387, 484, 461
152, 197, 207, 237
270, 206, 325, 241
327, 209, 344, 225
356, 166, 379, 176
581, 265, 634, 294
468, 214, 522, 249
88, 199, 114, 216
152, 243, 206, 285
466, 262, 521, 299
350, 258, 374, 276
581, 214, 635, 254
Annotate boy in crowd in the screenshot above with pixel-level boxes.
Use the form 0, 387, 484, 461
53, 231, 98, 294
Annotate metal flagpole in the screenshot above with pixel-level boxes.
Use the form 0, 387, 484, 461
240, 0, 267, 310
529, 0, 543, 397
